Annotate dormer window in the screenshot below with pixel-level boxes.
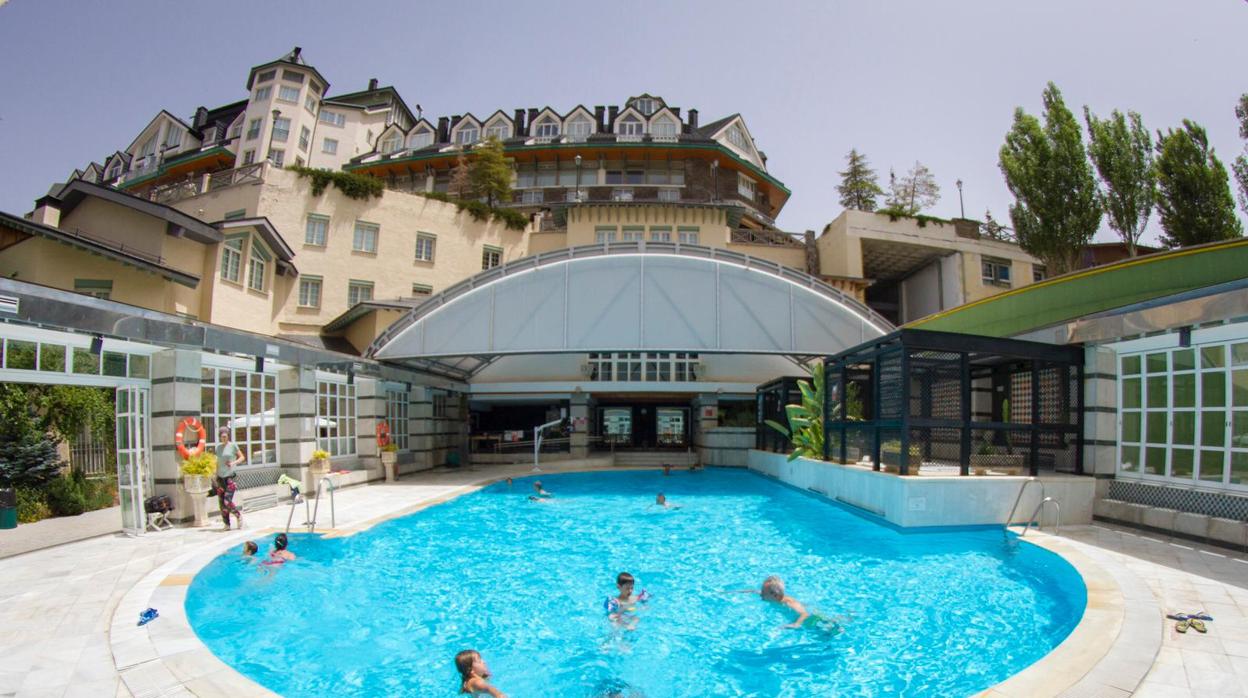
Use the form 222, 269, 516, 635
633, 98, 657, 115
485, 122, 511, 140
139, 136, 157, 158
455, 125, 479, 145
408, 129, 433, 149
567, 115, 593, 140
107, 162, 122, 180
651, 117, 678, 138
617, 114, 644, 136
381, 135, 402, 153
533, 118, 560, 138
164, 129, 181, 149
725, 125, 750, 151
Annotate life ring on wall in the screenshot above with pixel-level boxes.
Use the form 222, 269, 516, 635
376, 421, 391, 447
175, 417, 207, 459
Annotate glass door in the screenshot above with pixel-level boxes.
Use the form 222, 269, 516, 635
115, 386, 151, 536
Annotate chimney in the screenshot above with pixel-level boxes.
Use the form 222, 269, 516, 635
292, 47, 302, 60
594, 106, 605, 134
437, 117, 449, 143
31, 195, 61, 228
527, 108, 539, 134
671, 107, 681, 119
608, 106, 619, 129
368, 78, 379, 91
192, 106, 209, 130
513, 109, 525, 136
687, 109, 699, 131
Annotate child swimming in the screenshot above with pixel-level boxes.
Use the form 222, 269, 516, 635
606, 572, 651, 629
654, 493, 680, 509
263, 533, 296, 566
455, 649, 506, 697
242, 541, 258, 556
759, 575, 808, 628
532, 480, 552, 497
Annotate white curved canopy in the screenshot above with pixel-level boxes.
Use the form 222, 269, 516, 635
369, 243, 892, 373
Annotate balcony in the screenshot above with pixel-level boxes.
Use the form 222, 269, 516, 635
136, 162, 267, 205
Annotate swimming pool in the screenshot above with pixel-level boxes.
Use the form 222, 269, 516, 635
186, 469, 1086, 697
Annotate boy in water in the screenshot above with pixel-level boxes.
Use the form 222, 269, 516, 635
607, 572, 650, 629
654, 493, 680, 509
455, 649, 506, 697
242, 541, 258, 557
527, 480, 553, 501
760, 575, 809, 628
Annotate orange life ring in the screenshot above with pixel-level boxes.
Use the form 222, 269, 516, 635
175, 417, 207, 459
376, 421, 391, 447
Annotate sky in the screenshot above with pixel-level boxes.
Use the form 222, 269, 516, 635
1, 0, 1245, 245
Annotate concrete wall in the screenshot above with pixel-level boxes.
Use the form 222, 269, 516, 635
747, 450, 1094, 528
699, 427, 754, 467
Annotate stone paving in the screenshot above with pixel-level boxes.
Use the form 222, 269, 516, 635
0, 465, 1244, 697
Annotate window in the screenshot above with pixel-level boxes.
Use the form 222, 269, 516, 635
107, 162, 122, 180
678, 227, 700, 244
606, 168, 645, 185
282, 69, 304, 83
658, 189, 681, 203
485, 122, 511, 140
268, 148, 285, 167
415, 233, 436, 262
738, 173, 757, 199
295, 156, 304, 167
381, 135, 401, 153
982, 257, 1012, 286
520, 190, 543, 204
74, 279, 112, 300
254, 86, 272, 102
242, 149, 256, 165
455, 125, 479, 145
272, 117, 290, 142
725, 124, 750, 151
408, 129, 433, 149
322, 138, 338, 155
255, 69, 276, 84
651, 117, 678, 138
432, 390, 450, 418
482, 245, 502, 270
649, 227, 672, 242
621, 226, 645, 242
353, 221, 379, 253
588, 352, 699, 382
347, 280, 374, 306
533, 118, 560, 138
595, 226, 617, 243
220, 238, 242, 283
298, 276, 322, 307
319, 111, 346, 128
617, 114, 644, 136
1033, 265, 1048, 283
611, 188, 634, 201
247, 242, 269, 292
229, 120, 243, 139
316, 380, 356, 457
299, 126, 311, 151
278, 85, 300, 103
633, 98, 656, 115
201, 367, 278, 467
246, 119, 261, 140
567, 116, 594, 140
410, 283, 432, 296
304, 94, 318, 114
305, 214, 329, 246
164, 128, 181, 148
385, 388, 410, 451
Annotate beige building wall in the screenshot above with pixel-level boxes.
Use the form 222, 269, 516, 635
59, 197, 175, 261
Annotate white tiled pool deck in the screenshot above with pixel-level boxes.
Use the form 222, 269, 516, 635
0, 465, 1245, 697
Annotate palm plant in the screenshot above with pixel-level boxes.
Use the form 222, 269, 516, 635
764, 364, 854, 462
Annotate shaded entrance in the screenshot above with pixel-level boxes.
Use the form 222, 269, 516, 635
598, 400, 691, 449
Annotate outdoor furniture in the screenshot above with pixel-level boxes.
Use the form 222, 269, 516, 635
143, 494, 173, 532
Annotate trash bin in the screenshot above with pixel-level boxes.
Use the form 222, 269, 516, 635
0, 488, 17, 529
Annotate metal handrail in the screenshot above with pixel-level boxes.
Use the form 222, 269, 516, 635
1004, 477, 1044, 535
307, 476, 336, 533
1020, 497, 1061, 537
283, 489, 311, 535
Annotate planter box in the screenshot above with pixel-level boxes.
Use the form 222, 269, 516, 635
969, 453, 1025, 476
881, 447, 923, 474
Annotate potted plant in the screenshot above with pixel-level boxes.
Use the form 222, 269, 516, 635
380, 442, 399, 482
308, 449, 331, 477
969, 436, 1025, 475
180, 452, 216, 527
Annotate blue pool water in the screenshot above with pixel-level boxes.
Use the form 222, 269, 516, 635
186, 469, 1085, 697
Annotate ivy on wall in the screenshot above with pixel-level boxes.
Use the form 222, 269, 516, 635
288, 165, 385, 200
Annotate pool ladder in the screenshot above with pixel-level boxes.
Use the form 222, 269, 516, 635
1004, 477, 1061, 537
285, 476, 336, 534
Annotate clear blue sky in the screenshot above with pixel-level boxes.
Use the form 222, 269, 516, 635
1, 0, 1245, 243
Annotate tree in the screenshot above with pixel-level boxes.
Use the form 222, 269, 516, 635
1153, 119, 1243, 248
998, 82, 1101, 274
1233, 93, 1248, 216
0, 384, 65, 488
836, 149, 883, 211
1084, 107, 1155, 257
981, 208, 1012, 241
469, 137, 513, 208
448, 153, 472, 199
885, 161, 940, 215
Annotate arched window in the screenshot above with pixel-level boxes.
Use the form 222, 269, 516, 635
408, 129, 433, 149
567, 115, 594, 140
381, 134, 402, 153
617, 114, 643, 136
455, 124, 479, 145
533, 117, 560, 138
632, 98, 657, 115
485, 121, 511, 140
725, 125, 750, 151
651, 116, 678, 138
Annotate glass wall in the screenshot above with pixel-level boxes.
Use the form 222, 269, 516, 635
200, 367, 278, 467
385, 387, 410, 451
317, 379, 357, 457
1119, 340, 1248, 489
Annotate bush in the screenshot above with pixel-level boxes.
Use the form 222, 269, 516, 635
180, 452, 217, 477
15, 486, 51, 523
82, 475, 117, 510
288, 165, 384, 200
45, 476, 87, 516
310, 449, 330, 461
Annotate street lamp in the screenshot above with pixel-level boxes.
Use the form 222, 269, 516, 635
955, 179, 965, 219
574, 154, 582, 203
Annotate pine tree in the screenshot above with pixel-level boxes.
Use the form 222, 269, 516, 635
448, 153, 473, 199
885, 161, 940, 215
469, 137, 513, 208
1084, 107, 1155, 257
1233, 93, 1248, 216
836, 149, 883, 211
1154, 119, 1243, 247
998, 82, 1101, 274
